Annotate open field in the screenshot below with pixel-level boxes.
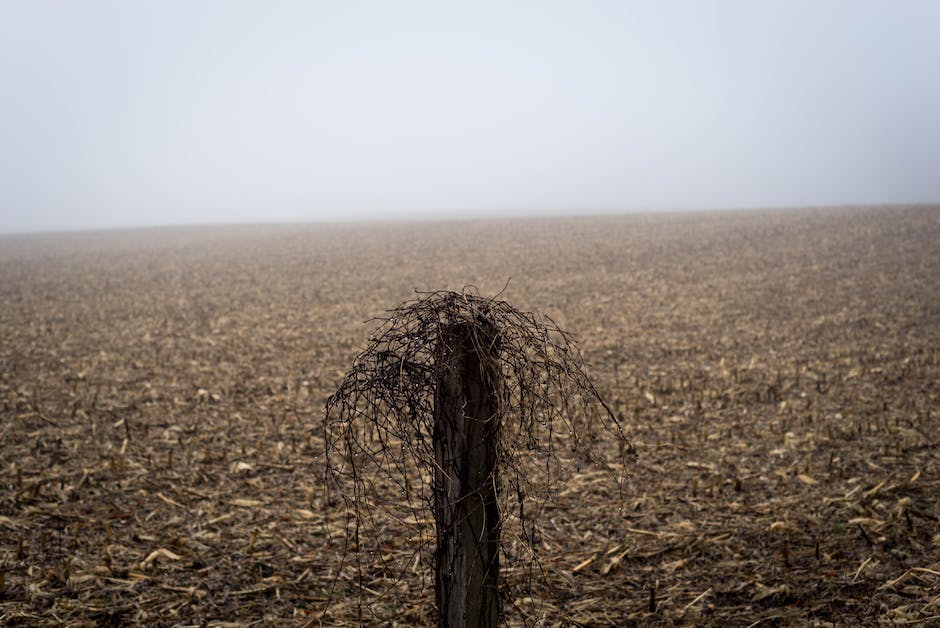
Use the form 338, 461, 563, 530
1, 205, 939, 626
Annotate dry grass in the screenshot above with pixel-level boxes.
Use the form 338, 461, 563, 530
1, 205, 938, 626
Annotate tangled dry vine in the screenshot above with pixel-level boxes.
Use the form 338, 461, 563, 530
322, 287, 634, 623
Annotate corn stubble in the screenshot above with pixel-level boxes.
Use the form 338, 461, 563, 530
0, 206, 938, 625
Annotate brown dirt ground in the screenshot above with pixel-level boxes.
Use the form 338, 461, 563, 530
1, 205, 938, 626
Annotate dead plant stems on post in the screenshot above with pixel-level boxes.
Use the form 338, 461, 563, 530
323, 287, 632, 626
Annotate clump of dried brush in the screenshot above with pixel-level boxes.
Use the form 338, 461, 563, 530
323, 286, 633, 622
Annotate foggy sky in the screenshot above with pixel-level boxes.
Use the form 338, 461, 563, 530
2, 1, 939, 234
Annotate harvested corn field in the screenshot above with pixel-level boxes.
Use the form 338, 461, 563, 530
1, 205, 939, 626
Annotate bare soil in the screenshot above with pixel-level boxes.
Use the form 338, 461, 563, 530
1, 205, 938, 626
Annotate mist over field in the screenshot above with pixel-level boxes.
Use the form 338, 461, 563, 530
2, 1, 940, 233
2, 2, 940, 625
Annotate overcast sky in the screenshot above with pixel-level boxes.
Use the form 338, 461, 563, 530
1, 1, 938, 233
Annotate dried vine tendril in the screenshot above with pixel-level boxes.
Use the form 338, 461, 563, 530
323, 286, 633, 623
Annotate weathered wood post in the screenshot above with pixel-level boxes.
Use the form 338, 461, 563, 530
325, 289, 632, 624
433, 320, 501, 627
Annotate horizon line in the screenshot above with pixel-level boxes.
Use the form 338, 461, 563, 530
2, 202, 937, 237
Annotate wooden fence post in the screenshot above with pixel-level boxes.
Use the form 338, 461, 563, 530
433, 321, 500, 627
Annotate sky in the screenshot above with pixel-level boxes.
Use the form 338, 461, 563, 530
1, 1, 939, 234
